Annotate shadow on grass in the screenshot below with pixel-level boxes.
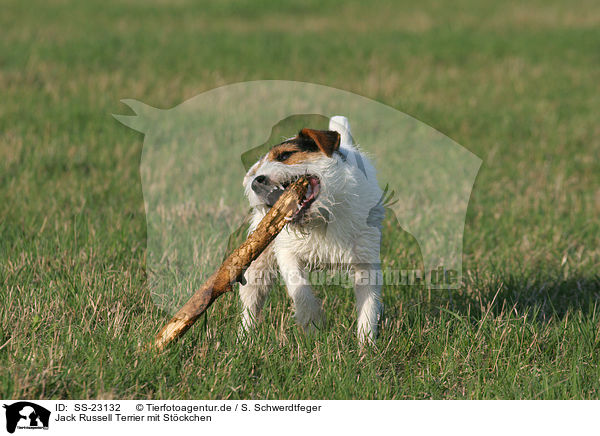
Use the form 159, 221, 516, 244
464, 272, 600, 321
383, 271, 600, 327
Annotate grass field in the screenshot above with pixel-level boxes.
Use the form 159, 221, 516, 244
1, 0, 599, 399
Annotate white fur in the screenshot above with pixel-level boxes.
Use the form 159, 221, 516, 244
240, 116, 383, 345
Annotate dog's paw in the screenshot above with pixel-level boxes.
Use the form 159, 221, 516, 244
302, 311, 325, 335
294, 298, 325, 333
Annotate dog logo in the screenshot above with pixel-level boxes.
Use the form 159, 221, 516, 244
2, 402, 50, 433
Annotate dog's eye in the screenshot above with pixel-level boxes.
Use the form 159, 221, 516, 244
277, 151, 296, 162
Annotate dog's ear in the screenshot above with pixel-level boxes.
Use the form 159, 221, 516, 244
300, 128, 340, 157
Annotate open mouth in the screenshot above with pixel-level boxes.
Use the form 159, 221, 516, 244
266, 176, 320, 218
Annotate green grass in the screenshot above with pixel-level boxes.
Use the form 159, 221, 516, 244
1, 0, 600, 399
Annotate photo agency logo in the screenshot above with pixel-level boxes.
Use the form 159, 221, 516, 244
2, 402, 50, 433
114, 81, 481, 315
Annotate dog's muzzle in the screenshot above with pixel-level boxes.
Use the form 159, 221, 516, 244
251, 174, 321, 215
251, 175, 282, 207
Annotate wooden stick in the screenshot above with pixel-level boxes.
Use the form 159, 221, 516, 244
153, 177, 309, 351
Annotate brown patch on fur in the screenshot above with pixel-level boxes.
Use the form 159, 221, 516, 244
279, 150, 321, 165
266, 142, 321, 165
264, 128, 341, 164
300, 128, 340, 157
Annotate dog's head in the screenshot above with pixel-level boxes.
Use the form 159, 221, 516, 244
243, 128, 343, 224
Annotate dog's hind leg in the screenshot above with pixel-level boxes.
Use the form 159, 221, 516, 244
276, 251, 324, 333
239, 246, 276, 333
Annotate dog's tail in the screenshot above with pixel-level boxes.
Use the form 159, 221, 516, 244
329, 116, 353, 147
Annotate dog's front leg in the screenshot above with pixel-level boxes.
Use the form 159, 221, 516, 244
353, 230, 383, 345
238, 246, 276, 333
353, 263, 383, 345
276, 250, 324, 332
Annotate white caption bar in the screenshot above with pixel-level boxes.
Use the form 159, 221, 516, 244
0, 400, 595, 436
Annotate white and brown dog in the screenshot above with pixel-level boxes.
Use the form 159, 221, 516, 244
240, 116, 384, 344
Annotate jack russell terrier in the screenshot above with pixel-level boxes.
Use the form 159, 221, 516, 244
240, 116, 384, 344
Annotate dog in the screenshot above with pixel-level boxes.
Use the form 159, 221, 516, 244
239, 116, 384, 344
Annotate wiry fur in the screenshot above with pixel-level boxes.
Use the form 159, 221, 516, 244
240, 116, 383, 345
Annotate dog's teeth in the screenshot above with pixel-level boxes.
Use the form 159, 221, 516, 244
284, 216, 292, 221
297, 204, 303, 210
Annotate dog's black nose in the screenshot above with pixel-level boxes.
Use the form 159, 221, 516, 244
252, 175, 270, 193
